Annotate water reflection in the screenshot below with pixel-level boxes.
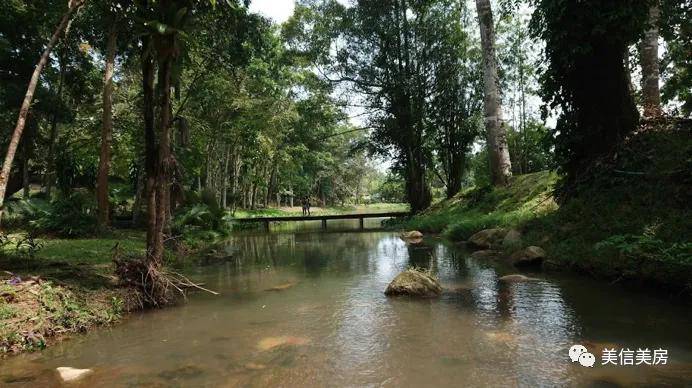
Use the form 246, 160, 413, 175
2, 231, 692, 387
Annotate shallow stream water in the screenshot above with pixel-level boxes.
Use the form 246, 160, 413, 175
2, 221, 692, 387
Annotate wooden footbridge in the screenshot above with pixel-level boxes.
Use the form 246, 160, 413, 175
233, 211, 411, 231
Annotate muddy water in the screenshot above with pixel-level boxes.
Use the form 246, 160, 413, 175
2, 227, 692, 387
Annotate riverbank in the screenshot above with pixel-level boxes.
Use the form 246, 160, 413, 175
397, 124, 691, 296
0, 230, 148, 355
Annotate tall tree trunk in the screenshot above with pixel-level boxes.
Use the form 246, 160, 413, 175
142, 35, 159, 262
132, 170, 145, 225
0, 0, 84, 225
22, 144, 30, 199
97, 26, 118, 231
639, 1, 662, 117
44, 52, 66, 196
221, 145, 230, 208
153, 44, 174, 263
475, 0, 512, 186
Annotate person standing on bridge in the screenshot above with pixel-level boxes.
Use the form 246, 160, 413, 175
302, 196, 311, 216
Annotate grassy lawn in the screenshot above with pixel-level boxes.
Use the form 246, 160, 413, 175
234, 203, 409, 218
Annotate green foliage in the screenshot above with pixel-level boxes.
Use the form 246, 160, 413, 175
530, 0, 649, 179
506, 120, 556, 174
31, 193, 97, 238
15, 232, 44, 261
399, 171, 558, 237
4, 193, 97, 238
596, 233, 692, 266
374, 173, 406, 204
660, 0, 692, 116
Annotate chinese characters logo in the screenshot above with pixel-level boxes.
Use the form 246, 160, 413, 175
570, 344, 667, 367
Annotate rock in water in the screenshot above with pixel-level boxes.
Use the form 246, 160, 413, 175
257, 336, 309, 351
400, 231, 423, 239
470, 250, 502, 260
264, 282, 297, 292
468, 228, 508, 249
56, 367, 93, 382
510, 246, 546, 268
502, 229, 522, 250
498, 274, 536, 283
385, 269, 442, 297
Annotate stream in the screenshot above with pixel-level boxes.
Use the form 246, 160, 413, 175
2, 221, 692, 387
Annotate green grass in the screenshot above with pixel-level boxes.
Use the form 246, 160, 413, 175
399, 171, 558, 240
398, 127, 691, 294
234, 203, 408, 218
37, 229, 145, 265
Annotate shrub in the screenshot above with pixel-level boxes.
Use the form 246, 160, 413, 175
596, 233, 692, 266
31, 193, 97, 237
6, 193, 97, 238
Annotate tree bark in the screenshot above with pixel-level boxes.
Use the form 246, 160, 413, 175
97, 25, 118, 231
44, 51, 67, 196
221, 145, 230, 208
142, 34, 159, 262
22, 143, 30, 199
0, 0, 84, 225
475, 0, 512, 186
153, 42, 174, 263
639, 1, 662, 117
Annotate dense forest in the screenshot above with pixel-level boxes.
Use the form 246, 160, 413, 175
0, 0, 690, 344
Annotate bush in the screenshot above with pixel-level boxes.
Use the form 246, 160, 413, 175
172, 200, 230, 246
5, 193, 97, 238
596, 233, 692, 266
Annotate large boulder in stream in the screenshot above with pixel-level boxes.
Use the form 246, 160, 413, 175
501, 229, 523, 250
385, 269, 442, 297
468, 228, 508, 249
510, 246, 547, 268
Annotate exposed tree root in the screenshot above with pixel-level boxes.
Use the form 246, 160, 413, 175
112, 247, 217, 308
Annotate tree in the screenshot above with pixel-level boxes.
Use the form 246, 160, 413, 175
97, 20, 118, 230
428, 0, 483, 198
531, 0, 649, 183
285, 0, 434, 212
475, 0, 512, 186
639, 1, 662, 117
0, 0, 86, 225
660, 0, 691, 116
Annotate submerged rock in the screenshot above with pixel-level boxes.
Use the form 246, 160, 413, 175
498, 274, 537, 283
158, 365, 205, 380
470, 250, 502, 260
244, 362, 268, 371
510, 246, 546, 268
384, 269, 442, 297
257, 336, 309, 351
264, 282, 298, 292
468, 228, 508, 249
56, 367, 93, 382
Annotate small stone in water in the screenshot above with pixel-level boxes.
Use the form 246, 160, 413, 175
244, 362, 267, 370
257, 336, 309, 351
56, 367, 93, 382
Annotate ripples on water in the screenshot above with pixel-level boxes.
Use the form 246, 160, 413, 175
2, 227, 691, 387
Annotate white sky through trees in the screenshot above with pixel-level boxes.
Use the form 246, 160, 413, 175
249, 0, 296, 23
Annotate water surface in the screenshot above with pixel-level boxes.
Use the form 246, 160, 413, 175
3, 227, 692, 387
